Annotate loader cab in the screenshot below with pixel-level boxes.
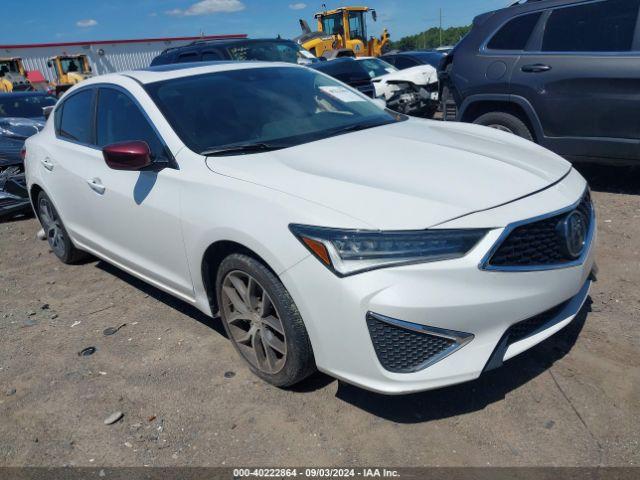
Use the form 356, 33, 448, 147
316, 7, 378, 56
0, 58, 25, 76
54, 56, 92, 75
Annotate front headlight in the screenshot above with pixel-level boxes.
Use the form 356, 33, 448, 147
289, 224, 489, 276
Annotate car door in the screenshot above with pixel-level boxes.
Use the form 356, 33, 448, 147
510, 0, 640, 161
44, 88, 98, 242
82, 86, 193, 299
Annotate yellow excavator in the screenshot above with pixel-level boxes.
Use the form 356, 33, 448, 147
0, 57, 32, 92
296, 6, 390, 58
47, 54, 94, 96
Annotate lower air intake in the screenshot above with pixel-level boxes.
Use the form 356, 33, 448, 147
366, 313, 472, 374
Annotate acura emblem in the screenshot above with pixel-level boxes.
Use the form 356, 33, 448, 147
560, 211, 588, 259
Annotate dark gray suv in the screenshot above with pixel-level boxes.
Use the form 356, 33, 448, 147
443, 0, 640, 165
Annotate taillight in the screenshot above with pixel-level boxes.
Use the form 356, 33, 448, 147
20, 146, 26, 161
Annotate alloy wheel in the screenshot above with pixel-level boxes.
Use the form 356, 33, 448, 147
221, 271, 287, 374
38, 197, 66, 258
487, 124, 514, 134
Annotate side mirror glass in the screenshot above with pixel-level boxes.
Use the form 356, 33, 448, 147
371, 10, 377, 22
42, 106, 54, 120
103, 141, 152, 171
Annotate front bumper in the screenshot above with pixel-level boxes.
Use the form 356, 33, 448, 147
281, 170, 596, 394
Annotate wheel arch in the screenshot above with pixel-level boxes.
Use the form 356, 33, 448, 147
200, 240, 280, 315
457, 94, 544, 143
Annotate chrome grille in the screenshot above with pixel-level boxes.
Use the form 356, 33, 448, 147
486, 191, 593, 269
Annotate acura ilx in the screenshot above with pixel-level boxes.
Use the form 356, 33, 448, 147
24, 62, 596, 394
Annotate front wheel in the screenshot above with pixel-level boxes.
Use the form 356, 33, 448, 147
473, 111, 534, 141
216, 254, 316, 387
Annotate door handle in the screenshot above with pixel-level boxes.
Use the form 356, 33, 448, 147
521, 64, 552, 73
41, 157, 54, 171
87, 178, 106, 195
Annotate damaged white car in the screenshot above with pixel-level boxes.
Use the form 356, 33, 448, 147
357, 56, 439, 118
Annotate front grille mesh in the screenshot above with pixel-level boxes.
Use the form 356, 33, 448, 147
488, 192, 592, 268
366, 314, 455, 373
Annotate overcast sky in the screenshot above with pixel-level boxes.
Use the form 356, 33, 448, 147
5, 0, 509, 44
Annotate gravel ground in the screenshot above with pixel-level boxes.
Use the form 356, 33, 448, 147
0, 164, 638, 467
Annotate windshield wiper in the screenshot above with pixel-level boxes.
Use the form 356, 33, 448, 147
327, 121, 389, 137
201, 142, 286, 157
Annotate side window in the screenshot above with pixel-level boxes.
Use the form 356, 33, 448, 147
58, 89, 94, 144
202, 50, 223, 61
394, 57, 419, 69
542, 0, 640, 52
177, 51, 200, 63
487, 12, 542, 50
96, 88, 167, 160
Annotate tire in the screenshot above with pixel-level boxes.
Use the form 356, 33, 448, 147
473, 111, 534, 141
216, 253, 316, 387
36, 191, 88, 264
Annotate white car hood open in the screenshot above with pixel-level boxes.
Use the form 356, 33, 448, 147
207, 119, 571, 230
373, 64, 438, 87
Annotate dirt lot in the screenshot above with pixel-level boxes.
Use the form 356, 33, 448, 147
1, 165, 639, 467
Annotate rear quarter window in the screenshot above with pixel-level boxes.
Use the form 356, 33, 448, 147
58, 89, 94, 144
487, 12, 542, 50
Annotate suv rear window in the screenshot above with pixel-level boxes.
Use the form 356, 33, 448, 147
542, 0, 640, 52
487, 12, 542, 50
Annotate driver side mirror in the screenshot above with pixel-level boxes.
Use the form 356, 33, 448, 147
103, 141, 152, 171
371, 10, 377, 22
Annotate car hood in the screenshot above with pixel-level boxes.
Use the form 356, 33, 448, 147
206, 119, 571, 230
373, 65, 438, 86
0, 117, 45, 139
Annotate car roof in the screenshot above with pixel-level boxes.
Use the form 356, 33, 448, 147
77, 61, 302, 86
160, 37, 297, 54
0, 91, 53, 98
485, 0, 588, 18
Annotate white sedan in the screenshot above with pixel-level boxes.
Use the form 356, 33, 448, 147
24, 62, 596, 394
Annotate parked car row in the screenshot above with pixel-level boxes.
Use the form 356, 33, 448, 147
152, 37, 442, 118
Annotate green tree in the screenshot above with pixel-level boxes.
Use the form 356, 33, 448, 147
390, 25, 472, 51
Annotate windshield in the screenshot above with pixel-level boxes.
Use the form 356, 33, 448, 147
321, 13, 344, 35
60, 57, 88, 74
358, 58, 398, 78
0, 95, 57, 118
145, 66, 402, 155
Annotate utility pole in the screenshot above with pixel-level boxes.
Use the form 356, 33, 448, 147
439, 8, 443, 47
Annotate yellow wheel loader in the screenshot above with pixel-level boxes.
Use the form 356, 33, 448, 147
295, 6, 390, 59
0, 57, 32, 92
47, 55, 94, 96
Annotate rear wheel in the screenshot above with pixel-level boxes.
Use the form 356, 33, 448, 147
473, 111, 534, 141
36, 191, 87, 264
216, 254, 316, 387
